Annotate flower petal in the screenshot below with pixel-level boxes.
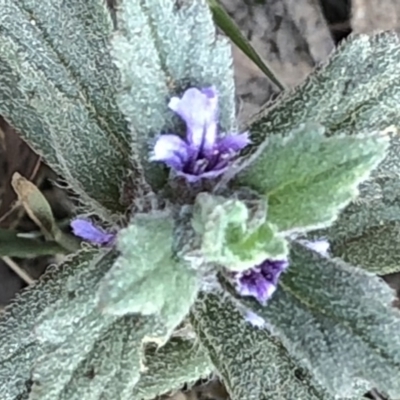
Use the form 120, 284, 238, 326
236, 269, 276, 304
244, 310, 266, 328
150, 134, 189, 171
260, 259, 288, 286
168, 87, 218, 150
71, 219, 114, 245
217, 132, 251, 153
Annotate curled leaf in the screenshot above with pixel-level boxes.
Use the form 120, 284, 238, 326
193, 192, 288, 272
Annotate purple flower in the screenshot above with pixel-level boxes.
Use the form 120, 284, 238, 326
234, 259, 289, 304
150, 86, 250, 182
71, 219, 115, 246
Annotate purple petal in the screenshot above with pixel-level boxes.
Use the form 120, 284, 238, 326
217, 132, 251, 153
234, 259, 289, 304
168, 87, 218, 150
150, 134, 189, 170
200, 86, 218, 98
71, 219, 114, 245
244, 310, 266, 328
260, 260, 289, 286
236, 269, 276, 304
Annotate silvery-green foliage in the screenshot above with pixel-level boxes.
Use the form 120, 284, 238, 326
239, 242, 400, 398
193, 192, 288, 271
235, 122, 388, 234
0, 247, 169, 400
30, 316, 157, 400
191, 292, 333, 400
112, 0, 236, 187
311, 133, 400, 275
234, 31, 400, 275
0, 249, 99, 400
132, 338, 213, 400
98, 211, 199, 333
0, 0, 141, 218
311, 176, 400, 274
1, 1, 400, 398
243, 32, 400, 150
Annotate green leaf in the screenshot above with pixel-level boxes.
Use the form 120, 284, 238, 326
97, 211, 199, 333
311, 172, 400, 275
31, 316, 158, 400
0, 0, 140, 218
243, 32, 400, 152
331, 223, 400, 275
236, 123, 388, 233
242, 242, 400, 398
32, 248, 166, 400
133, 338, 213, 400
0, 228, 65, 257
193, 192, 288, 271
206, 0, 285, 91
112, 0, 236, 188
0, 248, 99, 400
191, 292, 334, 400
0, 245, 166, 400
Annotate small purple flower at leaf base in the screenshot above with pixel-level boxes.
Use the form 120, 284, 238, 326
71, 219, 115, 246
150, 86, 250, 182
234, 259, 289, 305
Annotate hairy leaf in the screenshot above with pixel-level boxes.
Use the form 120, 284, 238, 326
193, 192, 288, 271
0, 245, 165, 400
31, 316, 157, 400
242, 242, 400, 398
243, 32, 400, 151
0, 248, 100, 400
132, 338, 213, 400
191, 292, 332, 400
112, 0, 236, 188
312, 165, 400, 275
0, 0, 139, 218
236, 123, 388, 233
98, 211, 199, 333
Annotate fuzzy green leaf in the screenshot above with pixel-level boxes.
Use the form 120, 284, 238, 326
243, 32, 400, 152
97, 212, 199, 332
242, 242, 400, 398
311, 160, 400, 275
133, 338, 213, 400
0, 248, 167, 400
1, 247, 167, 400
0, 248, 100, 400
31, 316, 158, 400
193, 193, 288, 271
0, 0, 139, 218
236, 123, 388, 233
112, 0, 236, 188
191, 292, 334, 400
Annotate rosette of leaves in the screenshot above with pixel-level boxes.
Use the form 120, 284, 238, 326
0, 1, 400, 400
